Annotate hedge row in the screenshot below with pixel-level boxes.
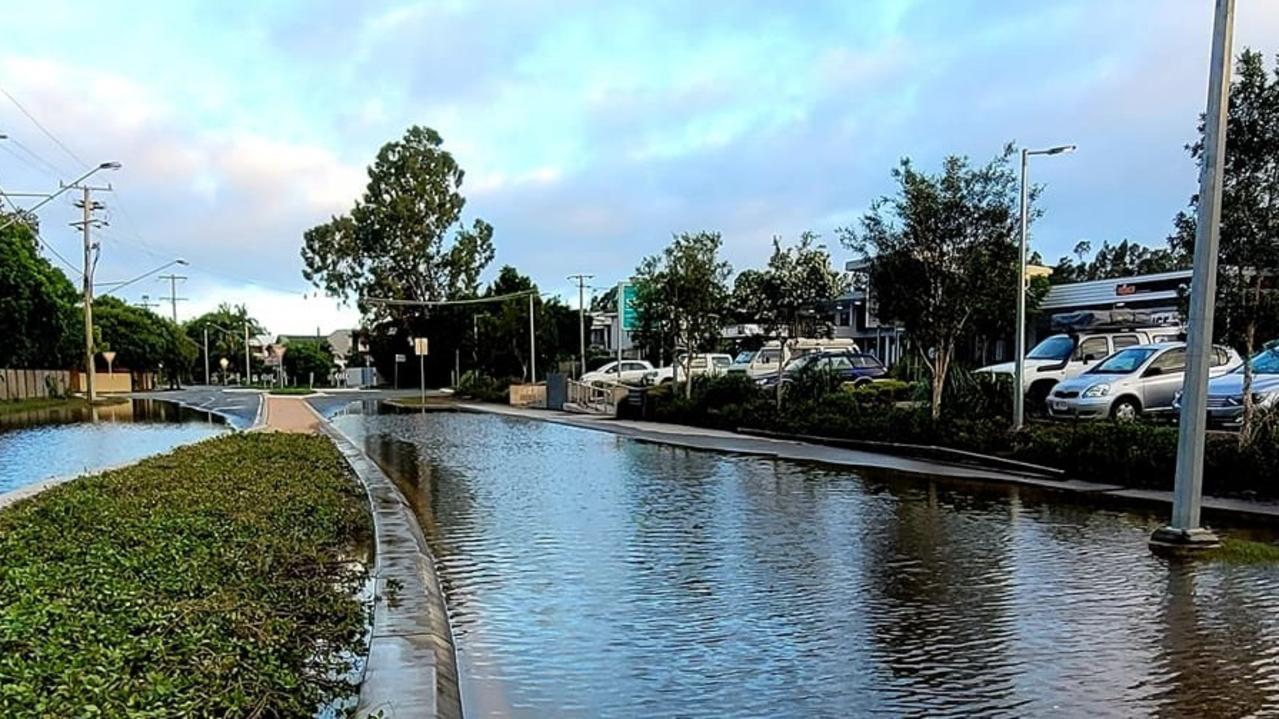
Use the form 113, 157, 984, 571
644, 374, 1279, 501
0, 433, 372, 718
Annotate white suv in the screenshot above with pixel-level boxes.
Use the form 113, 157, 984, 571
978, 328, 1180, 404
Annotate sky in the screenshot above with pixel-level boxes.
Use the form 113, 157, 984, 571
1, 1, 1277, 336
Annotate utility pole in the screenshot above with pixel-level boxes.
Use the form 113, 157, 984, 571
70, 183, 111, 402
568, 274, 593, 377
158, 273, 187, 323
137, 294, 160, 310
203, 327, 211, 385
1152, 0, 1234, 552
244, 323, 252, 386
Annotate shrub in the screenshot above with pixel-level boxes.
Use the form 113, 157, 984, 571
0, 433, 372, 718
455, 370, 511, 403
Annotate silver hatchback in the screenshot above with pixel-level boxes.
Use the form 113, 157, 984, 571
1047, 342, 1240, 421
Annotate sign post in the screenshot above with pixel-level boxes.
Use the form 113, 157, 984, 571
413, 338, 429, 405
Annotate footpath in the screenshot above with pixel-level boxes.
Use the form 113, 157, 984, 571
264, 396, 461, 719
452, 402, 1279, 523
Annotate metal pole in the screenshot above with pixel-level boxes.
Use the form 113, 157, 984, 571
1013, 149, 1029, 430
203, 327, 210, 385
81, 186, 95, 402
1154, 0, 1234, 549
419, 352, 425, 405
244, 324, 251, 386
528, 293, 537, 382
579, 282, 586, 377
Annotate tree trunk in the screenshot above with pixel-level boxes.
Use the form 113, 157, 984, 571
929, 343, 951, 420
1240, 319, 1257, 447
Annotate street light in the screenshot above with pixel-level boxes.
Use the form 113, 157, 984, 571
0, 161, 122, 233
96, 258, 188, 296
1013, 143, 1076, 431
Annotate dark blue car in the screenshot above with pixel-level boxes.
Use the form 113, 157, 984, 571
756, 349, 886, 387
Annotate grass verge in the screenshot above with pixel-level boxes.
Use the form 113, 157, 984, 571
269, 386, 319, 396
0, 433, 372, 718
1207, 537, 1279, 564
0, 396, 126, 416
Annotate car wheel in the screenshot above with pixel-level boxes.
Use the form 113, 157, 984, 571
1111, 398, 1141, 422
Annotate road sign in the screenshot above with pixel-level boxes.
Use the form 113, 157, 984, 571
413, 337, 429, 356
619, 282, 638, 331
395, 353, 406, 363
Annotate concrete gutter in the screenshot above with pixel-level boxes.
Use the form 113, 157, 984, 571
318, 420, 462, 719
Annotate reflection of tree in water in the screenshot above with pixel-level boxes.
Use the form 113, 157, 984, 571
858, 477, 1022, 715
1150, 563, 1279, 718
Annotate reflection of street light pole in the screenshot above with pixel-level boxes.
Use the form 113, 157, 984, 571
1013, 144, 1076, 430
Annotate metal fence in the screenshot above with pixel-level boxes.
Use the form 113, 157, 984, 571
0, 369, 72, 401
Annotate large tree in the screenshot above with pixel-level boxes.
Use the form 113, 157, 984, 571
282, 340, 334, 387
841, 147, 1027, 418
301, 126, 495, 316
0, 217, 80, 369
731, 232, 848, 338
93, 297, 197, 386
1170, 49, 1279, 442
632, 232, 731, 397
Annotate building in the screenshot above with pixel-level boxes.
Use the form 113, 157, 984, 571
588, 312, 639, 358
1037, 269, 1189, 333
832, 259, 906, 366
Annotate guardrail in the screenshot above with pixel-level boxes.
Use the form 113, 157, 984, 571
565, 379, 628, 416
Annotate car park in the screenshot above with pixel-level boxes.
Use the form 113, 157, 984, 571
1174, 343, 1279, 428
756, 349, 886, 388
977, 310, 1181, 405
738, 338, 860, 379
1046, 342, 1239, 421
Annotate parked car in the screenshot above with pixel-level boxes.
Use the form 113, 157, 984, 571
581, 359, 655, 385
1174, 343, 1279, 428
726, 350, 756, 375
756, 349, 886, 388
740, 338, 860, 379
978, 327, 1181, 404
642, 353, 733, 385
1046, 342, 1240, 421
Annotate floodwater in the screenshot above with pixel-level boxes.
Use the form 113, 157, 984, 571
0, 399, 228, 496
332, 406, 1279, 718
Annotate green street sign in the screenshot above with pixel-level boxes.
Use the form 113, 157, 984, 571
619, 282, 638, 331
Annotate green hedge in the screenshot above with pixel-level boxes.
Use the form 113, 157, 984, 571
644, 374, 1279, 500
0, 433, 372, 718
454, 370, 512, 403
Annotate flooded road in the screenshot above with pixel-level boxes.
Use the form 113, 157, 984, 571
332, 407, 1279, 718
0, 399, 228, 496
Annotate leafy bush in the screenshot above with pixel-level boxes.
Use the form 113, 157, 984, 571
0, 433, 372, 718
455, 370, 511, 403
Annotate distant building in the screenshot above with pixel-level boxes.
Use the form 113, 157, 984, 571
832, 259, 906, 366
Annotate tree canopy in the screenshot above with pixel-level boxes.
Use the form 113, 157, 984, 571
0, 218, 80, 369
282, 340, 335, 386
93, 296, 197, 383
841, 147, 1027, 417
1050, 239, 1187, 284
301, 126, 495, 316
730, 232, 848, 338
632, 232, 732, 396
1170, 48, 1279, 440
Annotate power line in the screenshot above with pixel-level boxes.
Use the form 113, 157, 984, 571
0, 87, 88, 169
0, 183, 82, 278
9, 136, 72, 177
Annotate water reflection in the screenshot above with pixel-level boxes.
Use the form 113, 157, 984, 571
0, 399, 227, 495
332, 408, 1279, 718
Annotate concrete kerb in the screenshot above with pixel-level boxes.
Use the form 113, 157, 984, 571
302, 403, 461, 719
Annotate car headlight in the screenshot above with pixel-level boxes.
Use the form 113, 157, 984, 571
1082, 383, 1111, 398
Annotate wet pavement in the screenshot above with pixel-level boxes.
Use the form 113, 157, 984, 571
0, 399, 227, 499
333, 405, 1279, 718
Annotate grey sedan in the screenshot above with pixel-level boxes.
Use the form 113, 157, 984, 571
1047, 342, 1239, 421
1174, 344, 1279, 428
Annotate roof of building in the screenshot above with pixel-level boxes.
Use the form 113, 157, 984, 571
1041, 269, 1192, 311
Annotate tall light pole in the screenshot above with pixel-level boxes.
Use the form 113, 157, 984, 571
528, 292, 537, 382
1151, 0, 1234, 552
0, 162, 122, 234
1013, 144, 1075, 430
69, 162, 122, 402
568, 274, 593, 377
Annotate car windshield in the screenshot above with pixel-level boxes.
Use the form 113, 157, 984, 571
1089, 347, 1159, 375
1028, 335, 1075, 360
1243, 348, 1279, 375
732, 351, 754, 364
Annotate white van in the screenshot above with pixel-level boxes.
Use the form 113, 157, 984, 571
741, 338, 860, 379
